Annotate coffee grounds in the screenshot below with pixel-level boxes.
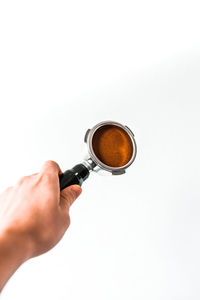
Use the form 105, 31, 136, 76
92, 125, 133, 167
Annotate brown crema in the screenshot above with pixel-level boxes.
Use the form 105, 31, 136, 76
92, 125, 133, 167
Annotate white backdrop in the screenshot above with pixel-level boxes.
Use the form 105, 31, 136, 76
0, 0, 200, 299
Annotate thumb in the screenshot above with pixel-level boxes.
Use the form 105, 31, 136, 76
60, 185, 82, 209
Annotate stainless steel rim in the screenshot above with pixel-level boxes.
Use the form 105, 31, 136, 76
86, 120, 137, 173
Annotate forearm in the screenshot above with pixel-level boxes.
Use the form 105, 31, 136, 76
0, 160, 81, 291
0, 227, 31, 291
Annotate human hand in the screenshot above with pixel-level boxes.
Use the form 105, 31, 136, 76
0, 160, 82, 290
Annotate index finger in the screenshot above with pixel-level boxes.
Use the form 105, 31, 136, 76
40, 160, 62, 176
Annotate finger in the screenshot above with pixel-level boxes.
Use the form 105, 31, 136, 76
40, 160, 61, 191
40, 160, 62, 176
60, 185, 82, 210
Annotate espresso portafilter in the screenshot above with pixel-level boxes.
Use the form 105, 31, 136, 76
59, 121, 137, 190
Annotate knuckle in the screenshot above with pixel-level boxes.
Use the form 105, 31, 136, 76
17, 175, 29, 185
4, 186, 13, 193
42, 160, 60, 175
44, 160, 58, 169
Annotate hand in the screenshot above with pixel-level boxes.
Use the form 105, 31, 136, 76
0, 160, 82, 290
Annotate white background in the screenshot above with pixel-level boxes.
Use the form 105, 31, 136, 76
0, 0, 200, 299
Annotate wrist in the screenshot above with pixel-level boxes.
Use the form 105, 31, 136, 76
0, 225, 33, 263
0, 225, 34, 290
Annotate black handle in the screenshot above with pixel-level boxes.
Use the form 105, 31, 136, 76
59, 164, 90, 190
